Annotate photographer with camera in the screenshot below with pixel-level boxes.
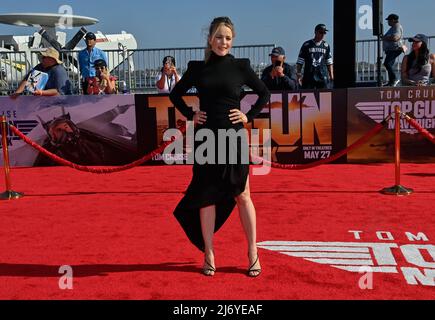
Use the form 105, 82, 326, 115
156, 55, 180, 93
296, 24, 334, 89
261, 47, 297, 91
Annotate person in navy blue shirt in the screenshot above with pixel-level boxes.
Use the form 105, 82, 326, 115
261, 46, 298, 91
11, 47, 71, 97
297, 24, 334, 89
78, 32, 108, 94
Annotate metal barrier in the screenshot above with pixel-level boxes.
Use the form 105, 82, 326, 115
356, 36, 435, 83
3, 37, 434, 92
0, 50, 30, 95
0, 44, 274, 95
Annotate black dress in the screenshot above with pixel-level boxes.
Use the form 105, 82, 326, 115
169, 52, 270, 252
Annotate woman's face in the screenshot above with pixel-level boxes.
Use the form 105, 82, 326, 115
163, 59, 173, 71
412, 40, 422, 52
95, 65, 106, 76
209, 24, 233, 56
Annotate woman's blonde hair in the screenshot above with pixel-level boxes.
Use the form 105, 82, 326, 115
205, 16, 235, 62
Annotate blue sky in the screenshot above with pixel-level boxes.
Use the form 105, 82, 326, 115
0, 0, 433, 61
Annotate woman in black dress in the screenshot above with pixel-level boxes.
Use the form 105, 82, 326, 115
169, 17, 270, 277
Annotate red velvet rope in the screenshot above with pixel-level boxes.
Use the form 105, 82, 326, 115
251, 120, 387, 170
403, 115, 435, 144
9, 115, 388, 173
9, 125, 186, 174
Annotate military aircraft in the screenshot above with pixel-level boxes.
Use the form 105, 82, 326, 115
0, 13, 137, 93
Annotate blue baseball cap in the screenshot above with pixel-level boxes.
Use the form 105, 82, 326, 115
270, 47, 285, 56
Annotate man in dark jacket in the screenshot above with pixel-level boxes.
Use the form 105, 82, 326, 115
261, 46, 297, 91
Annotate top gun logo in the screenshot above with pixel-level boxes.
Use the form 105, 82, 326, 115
355, 88, 435, 135
243, 92, 333, 162
0, 118, 39, 148
259, 231, 435, 287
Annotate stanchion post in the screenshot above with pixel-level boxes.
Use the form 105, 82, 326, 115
380, 106, 413, 196
0, 115, 24, 200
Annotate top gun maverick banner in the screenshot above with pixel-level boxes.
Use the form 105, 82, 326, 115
347, 87, 435, 163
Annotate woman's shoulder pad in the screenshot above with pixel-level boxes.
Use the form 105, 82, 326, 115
187, 60, 205, 68
233, 58, 251, 67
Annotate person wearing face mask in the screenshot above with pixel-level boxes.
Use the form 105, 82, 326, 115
169, 16, 270, 278
401, 34, 435, 86
156, 56, 180, 93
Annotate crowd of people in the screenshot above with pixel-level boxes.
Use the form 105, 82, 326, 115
9, 14, 435, 99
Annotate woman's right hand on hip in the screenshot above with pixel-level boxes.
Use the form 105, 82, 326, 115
193, 111, 207, 125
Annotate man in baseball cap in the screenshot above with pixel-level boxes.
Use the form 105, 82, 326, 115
79, 31, 108, 94
314, 24, 329, 33
296, 24, 334, 89
261, 46, 297, 90
269, 46, 286, 57
386, 14, 399, 22
85, 32, 97, 40
382, 13, 404, 86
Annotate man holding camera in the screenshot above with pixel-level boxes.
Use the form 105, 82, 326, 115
297, 24, 334, 89
261, 47, 297, 91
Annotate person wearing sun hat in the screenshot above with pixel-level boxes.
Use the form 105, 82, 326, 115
401, 33, 435, 86
11, 47, 71, 98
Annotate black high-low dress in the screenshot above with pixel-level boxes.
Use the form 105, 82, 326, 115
169, 52, 270, 252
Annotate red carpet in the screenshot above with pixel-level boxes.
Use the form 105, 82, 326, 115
0, 164, 434, 300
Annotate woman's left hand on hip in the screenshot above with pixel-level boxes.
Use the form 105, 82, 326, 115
229, 109, 248, 124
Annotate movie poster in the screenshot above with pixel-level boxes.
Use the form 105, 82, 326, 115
244, 90, 346, 164
347, 87, 435, 163
138, 90, 347, 164
0, 95, 137, 167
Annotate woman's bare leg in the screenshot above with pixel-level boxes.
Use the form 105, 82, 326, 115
200, 205, 216, 275
235, 177, 261, 276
